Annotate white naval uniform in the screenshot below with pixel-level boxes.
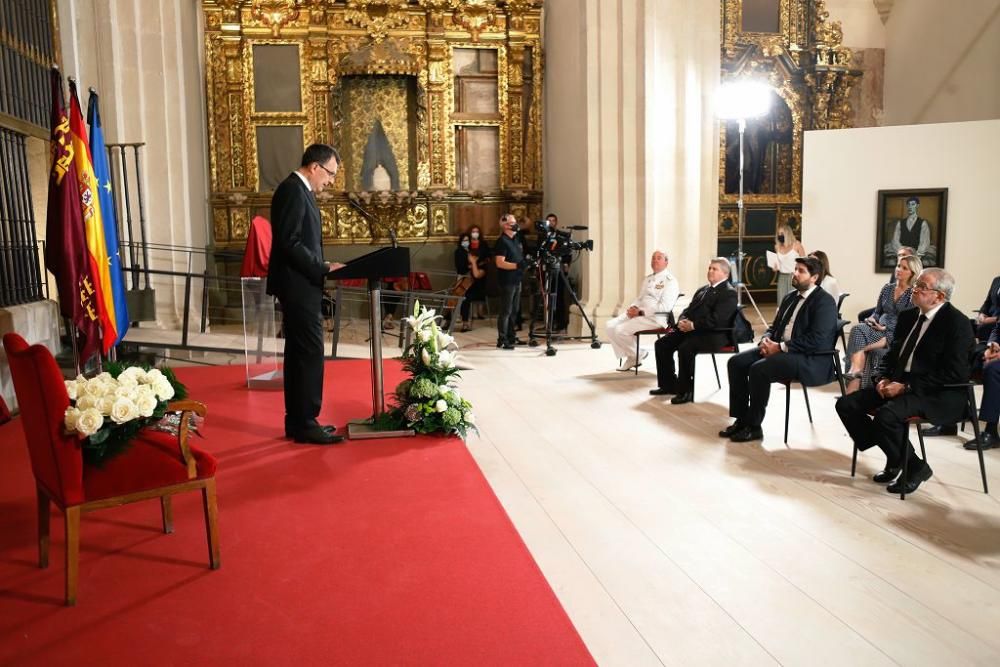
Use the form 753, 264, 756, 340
605, 268, 680, 363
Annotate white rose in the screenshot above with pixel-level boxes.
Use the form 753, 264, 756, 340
152, 378, 175, 401
464, 411, 475, 425
83, 379, 106, 398
95, 371, 112, 382
97, 395, 116, 416
75, 408, 104, 437
117, 374, 138, 389
65, 380, 79, 400
76, 394, 96, 411
64, 407, 81, 432
136, 393, 158, 418
438, 384, 450, 396
144, 368, 165, 383
434, 399, 448, 413
135, 384, 155, 400
110, 397, 140, 424
114, 385, 134, 399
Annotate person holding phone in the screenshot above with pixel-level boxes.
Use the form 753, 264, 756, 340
843, 254, 922, 394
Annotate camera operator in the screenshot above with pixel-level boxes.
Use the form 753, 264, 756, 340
495, 213, 531, 349
539, 213, 572, 331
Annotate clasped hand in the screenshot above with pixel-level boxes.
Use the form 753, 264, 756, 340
876, 379, 906, 399
758, 338, 781, 357
677, 318, 694, 333
985, 342, 1000, 366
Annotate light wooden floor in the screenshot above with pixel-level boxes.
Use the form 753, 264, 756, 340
452, 322, 1000, 666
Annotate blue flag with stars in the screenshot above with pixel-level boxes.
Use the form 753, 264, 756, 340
86, 89, 129, 345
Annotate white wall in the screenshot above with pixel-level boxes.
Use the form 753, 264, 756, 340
883, 0, 1000, 125
802, 119, 1000, 316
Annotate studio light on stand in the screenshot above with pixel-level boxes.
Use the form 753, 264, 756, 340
717, 80, 771, 327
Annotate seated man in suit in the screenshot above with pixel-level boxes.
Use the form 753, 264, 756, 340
722, 256, 837, 443
963, 319, 1000, 451
835, 268, 974, 495
650, 258, 738, 404
974, 275, 1000, 342
605, 250, 680, 371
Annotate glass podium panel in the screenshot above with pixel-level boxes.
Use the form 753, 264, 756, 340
241, 277, 282, 389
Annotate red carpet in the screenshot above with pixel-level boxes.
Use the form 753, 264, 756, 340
0, 360, 594, 666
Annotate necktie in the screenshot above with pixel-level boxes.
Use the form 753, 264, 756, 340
897, 314, 928, 372
775, 294, 802, 342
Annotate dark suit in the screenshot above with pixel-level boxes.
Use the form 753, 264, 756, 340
975, 276, 1000, 341
727, 286, 838, 428
977, 320, 1000, 425
654, 282, 738, 392
267, 173, 330, 434
836, 302, 974, 468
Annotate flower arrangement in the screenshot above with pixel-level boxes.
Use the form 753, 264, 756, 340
63, 361, 188, 465
381, 301, 476, 438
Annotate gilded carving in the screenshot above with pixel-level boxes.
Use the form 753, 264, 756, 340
452, 0, 499, 42
344, 0, 411, 44
213, 208, 229, 242
343, 76, 412, 191
203, 0, 543, 246
230, 208, 250, 240
431, 205, 449, 234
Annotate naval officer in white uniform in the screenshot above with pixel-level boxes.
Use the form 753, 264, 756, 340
606, 250, 680, 371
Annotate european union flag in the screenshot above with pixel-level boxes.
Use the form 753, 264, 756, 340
87, 90, 129, 346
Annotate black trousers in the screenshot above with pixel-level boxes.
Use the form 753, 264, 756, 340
981, 361, 1000, 424
727, 348, 803, 427
497, 281, 522, 344
654, 331, 725, 393
834, 388, 930, 469
278, 293, 325, 432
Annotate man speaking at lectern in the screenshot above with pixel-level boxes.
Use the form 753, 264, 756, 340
268, 144, 346, 445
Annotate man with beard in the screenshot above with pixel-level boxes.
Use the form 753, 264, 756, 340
722, 256, 838, 442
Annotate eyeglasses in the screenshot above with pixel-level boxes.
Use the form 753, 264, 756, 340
316, 162, 338, 177
912, 281, 944, 295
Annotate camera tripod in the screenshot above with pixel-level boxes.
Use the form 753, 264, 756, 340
527, 259, 601, 356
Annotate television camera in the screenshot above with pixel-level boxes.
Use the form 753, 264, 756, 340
533, 219, 594, 265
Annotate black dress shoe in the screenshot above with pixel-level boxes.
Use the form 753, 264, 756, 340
285, 424, 336, 439
649, 387, 674, 396
292, 425, 345, 445
502, 342, 515, 350
919, 423, 957, 437
670, 392, 694, 405
729, 425, 764, 443
887, 463, 933, 495
963, 432, 998, 450
872, 467, 901, 484
718, 421, 744, 438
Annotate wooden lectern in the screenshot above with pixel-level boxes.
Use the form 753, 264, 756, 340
328, 247, 415, 439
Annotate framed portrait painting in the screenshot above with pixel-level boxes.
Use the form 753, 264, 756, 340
874, 188, 948, 273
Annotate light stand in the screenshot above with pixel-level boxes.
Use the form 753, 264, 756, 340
718, 81, 772, 328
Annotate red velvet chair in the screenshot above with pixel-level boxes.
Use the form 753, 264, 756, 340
2, 333, 220, 605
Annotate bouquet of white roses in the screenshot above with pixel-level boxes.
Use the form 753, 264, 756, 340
382, 300, 476, 438
63, 361, 188, 465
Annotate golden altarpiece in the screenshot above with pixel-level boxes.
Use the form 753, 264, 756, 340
718, 0, 861, 297
202, 0, 543, 249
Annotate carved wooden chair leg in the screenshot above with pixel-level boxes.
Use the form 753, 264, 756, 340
161, 496, 174, 534
202, 479, 221, 570
37, 484, 50, 569
65, 506, 81, 606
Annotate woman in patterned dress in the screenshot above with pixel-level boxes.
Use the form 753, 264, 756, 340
843, 254, 922, 394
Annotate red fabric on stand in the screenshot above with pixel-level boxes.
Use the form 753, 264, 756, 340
240, 216, 272, 278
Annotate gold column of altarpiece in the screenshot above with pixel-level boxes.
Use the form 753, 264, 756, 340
718, 0, 862, 295
203, 0, 544, 248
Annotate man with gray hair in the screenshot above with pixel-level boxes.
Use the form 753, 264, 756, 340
605, 250, 679, 371
836, 268, 974, 496
650, 258, 738, 403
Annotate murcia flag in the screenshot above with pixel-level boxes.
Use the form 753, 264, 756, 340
44, 69, 102, 361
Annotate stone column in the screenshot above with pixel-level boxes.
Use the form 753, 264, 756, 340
56, 0, 210, 329
544, 0, 720, 328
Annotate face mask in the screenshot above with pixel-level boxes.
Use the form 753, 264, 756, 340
461, 240, 470, 249
777, 234, 786, 243
471, 232, 479, 239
